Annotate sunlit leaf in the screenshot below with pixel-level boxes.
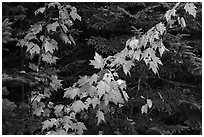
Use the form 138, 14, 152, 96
47, 22, 59, 33
35, 7, 46, 16
126, 36, 139, 49
54, 104, 64, 117
147, 99, 153, 108
90, 52, 104, 69
71, 100, 86, 113
70, 7, 81, 21
91, 97, 100, 109
42, 118, 57, 131
96, 81, 110, 98
76, 122, 87, 135
122, 60, 135, 75
60, 32, 71, 44
50, 75, 62, 91
96, 110, 105, 125
184, 3, 197, 18
141, 104, 148, 114
133, 49, 142, 61
64, 87, 80, 99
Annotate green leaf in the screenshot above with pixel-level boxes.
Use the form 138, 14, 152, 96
121, 90, 129, 102
109, 89, 124, 104
47, 22, 59, 33
96, 110, 105, 125
60, 32, 71, 44
70, 7, 81, 21
76, 75, 90, 86
91, 97, 100, 109
126, 36, 139, 49
96, 81, 110, 98
63, 116, 73, 131
133, 49, 142, 61
50, 75, 62, 91
90, 52, 104, 69
33, 101, 45, 116
68, 34, 76, 45
26, 42, 40, 56
54, 104, 64, 117
122, 60, 135, 75
141, 104, 148, 114
42, 53, 59, 64
42, 118, 57, 131
29, 63, 39, 72
89, 74, 99, 86
164, 9, 176, 22
35, 7, 46, 16
184, 3, 197, 18
147, 99, 153, 108
30, 94, 45, 102
64, 87, 80, 99
44, 38, 58, 54
76, 122, 87, 135
102, 72, 114, 84
71, 100, 86, 113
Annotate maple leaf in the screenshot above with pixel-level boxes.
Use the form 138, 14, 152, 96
64, 87, 80, 99
177, 17, 186, 28
30, 23, 43, 34
133, 49, 142, 61
68, 34, 76, 45
96, 81, 110, 98
30, 94, 45, 102
60, 32, 71, 44
90, 52, 104, 69
141, 104, 148, 114
63, 116, 72, 131
126, 36, 139, 49
42, 118, 57, 131
29, 63, 39, 72
60, 23, 68, 33
156, 22, 166, 35
89, 74, 98, 86
43, 108, 50, 117
71, 100, 86, 113
122, 60, 135, 76
96, 110, 105, 125
76, 122, 87, 135
164, 9, 176, 22
70, 7, 81, 21
90, 97, 100, 109
54, 104, 64, 117
76, 75, 90, 86
26, 42, 40, 56
149, 61, 158, 74
147, 99, 153, 108
102, 72, 114, 84
121, 90, 129, 102
35, 7, 46, 16
158, 43, 168, 57
32, 101, 45, 116
46, 22, 59, 33
44, 39, 58, 54
184, 3, 197, 18
109, 89, 124, 104
50, 129, 68, 135
50, 75, 62, 91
